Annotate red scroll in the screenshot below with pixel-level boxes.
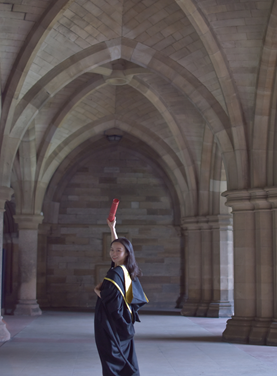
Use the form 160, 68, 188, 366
108, 199, 120, 222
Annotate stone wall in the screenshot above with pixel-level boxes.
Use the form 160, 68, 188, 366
2, 235, 19, 314
39, 146, 181, 310
2, 201, 19, 314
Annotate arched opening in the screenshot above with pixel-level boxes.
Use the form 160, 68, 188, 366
38, 135, 183, 310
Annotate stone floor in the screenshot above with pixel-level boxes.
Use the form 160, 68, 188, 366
1, 311, 277, 376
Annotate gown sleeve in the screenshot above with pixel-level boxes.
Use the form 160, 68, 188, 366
100, 271, 135, 340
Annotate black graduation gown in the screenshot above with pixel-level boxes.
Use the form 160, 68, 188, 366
94, 266, 148, 376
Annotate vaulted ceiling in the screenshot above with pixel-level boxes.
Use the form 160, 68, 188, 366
0, 0, 276, 217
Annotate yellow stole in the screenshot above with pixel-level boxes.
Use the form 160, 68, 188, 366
104, 265, 133, 315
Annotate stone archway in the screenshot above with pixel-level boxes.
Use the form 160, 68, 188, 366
38, 136, 183, 310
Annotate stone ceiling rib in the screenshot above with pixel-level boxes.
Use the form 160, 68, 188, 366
195, 0, 272, 126
1, 1, 252, 195
46, 84, 118, 155
34, 72, 94, 149
252, 0, 277, 188
10, 39, 231, 148
36, 118, 191, 215
19, 0, 124, 98
33, 78, 199, 212
42, 134, 186, 219
124, 0, 226, 110
30, 78, 204, 211
0, 0, 52, 90
1, 0, 75, 137
36, 79, 193, 183
17, 0, 225, 110
2, 34, 238, 191
63, 83, 184, 156
176, 0, 249, 189
35, 76, 106, 171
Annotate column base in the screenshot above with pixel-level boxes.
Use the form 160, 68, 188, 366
249, 318, 271, 345
14, 300, 42, 316
207, 302, 234, 318
223, 317, 254, 343
196, 303, 209, 317
266, 321, 277, 346
181, 302, 198, 316
0, 317, 11, 342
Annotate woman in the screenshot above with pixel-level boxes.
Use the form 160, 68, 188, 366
94, 218, 148, 376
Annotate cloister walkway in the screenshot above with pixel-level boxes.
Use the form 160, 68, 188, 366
0, 311, 277, 376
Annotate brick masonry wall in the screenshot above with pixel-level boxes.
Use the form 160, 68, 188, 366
41, 146, 181, 310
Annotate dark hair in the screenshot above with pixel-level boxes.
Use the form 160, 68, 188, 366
110, 237, 142, 280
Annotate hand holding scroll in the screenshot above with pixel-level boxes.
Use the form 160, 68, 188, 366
107, 198, 119, 222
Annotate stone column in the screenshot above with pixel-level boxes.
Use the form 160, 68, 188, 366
265, 188, 277, 345
37, 223, 50, 307
248, 189, 273, 344
207, 214, 234, 317
196, 218, 212, 316
181, 217, 202, 316
181, 215, 234, 318
13, 214, 44, 316
222, 190, 268, 343
0, 186, 14, 341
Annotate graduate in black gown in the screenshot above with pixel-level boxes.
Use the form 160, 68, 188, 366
94, 218, 148, 376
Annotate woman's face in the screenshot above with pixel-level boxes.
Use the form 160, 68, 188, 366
110, 242, 127, 267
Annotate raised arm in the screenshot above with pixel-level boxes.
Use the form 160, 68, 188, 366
107, 217, 118, 242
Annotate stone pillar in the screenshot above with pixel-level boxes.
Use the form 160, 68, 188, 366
196, 218, 212, 316
265, 188, 277, 345
0, 186, 14, 341
181, 217, 202, 316
248, 189, 273, 344
222, 189, 276, 344
181, 215, 234, 317
207, 214, 234, 317
37, 223, 50, 307
13, 214, 44, 316
222, 190, 255, 343
176, 225, 186, 308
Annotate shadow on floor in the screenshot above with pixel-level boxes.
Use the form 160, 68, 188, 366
135, 334, 223, 343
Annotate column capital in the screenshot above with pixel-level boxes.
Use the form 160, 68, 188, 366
0, 186, 14, 211
222, 189, 253, 211
13, 214, 44, 229
207, 214, 233, 229
181, 216, 209, 230
248, 189, 271, 210
265, 187, 277, 208
181, 215, 233, 230
222, 189, 272, 211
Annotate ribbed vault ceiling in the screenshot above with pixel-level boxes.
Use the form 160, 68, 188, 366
0, 0, 276, 215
